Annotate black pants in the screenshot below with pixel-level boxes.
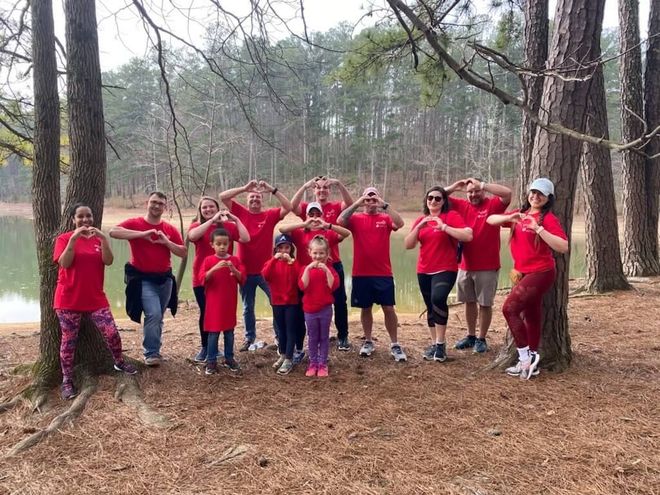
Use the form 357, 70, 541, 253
417, 272, 457, 327
193, 285, 208, 348
333, 261, 349, 340
273, 304, 305, 359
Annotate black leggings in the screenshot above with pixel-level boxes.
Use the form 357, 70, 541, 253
193, 286, 208, 348
417, 272, 457, 327
273, 304, 305, 359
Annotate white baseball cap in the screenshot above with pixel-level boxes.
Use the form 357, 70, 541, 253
306, 202, 323, 215
528, 178, 555, 197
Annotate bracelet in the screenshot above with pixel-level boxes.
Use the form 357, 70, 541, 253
481, 182, 488, 190
536, 226, 545, 234
271, 187, 278, 195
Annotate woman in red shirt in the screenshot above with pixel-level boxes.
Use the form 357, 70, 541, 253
487, 178, 569, 380
404, 186, 473, 363
53, 204, 137, 400
187, 196, 249, 363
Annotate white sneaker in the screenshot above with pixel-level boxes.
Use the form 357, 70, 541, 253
359, 341, 375, 357
506, 359, 540, 377
520, 352, 541, 380
390, 344, 407, 362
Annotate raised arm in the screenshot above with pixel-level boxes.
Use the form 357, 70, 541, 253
260, 180, 292, 219
337, 197, 365, 227
469, 178, 512, 207
378, 199, 405, 230
225, 211, 250, 243
487, 211, 521, 227
327, 178, 354, 209
290, 178, 317, 216
219, 180, 257, 208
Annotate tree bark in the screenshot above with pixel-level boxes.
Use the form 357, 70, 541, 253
580, 65, 631, 292
519, 0, 548, 203
643, 0, 660, 271
61, 0, 114, 374
530, 0, 606, 371
30, 0, 63, 388
619, 0, 660, 275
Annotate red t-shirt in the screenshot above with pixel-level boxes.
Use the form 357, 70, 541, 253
508, 210, 567, 273
261, 257, 301, 305
299, 201, 344, 262
346, 213, 396, 276
298, 264, 339, 313
117, 217, 183, 273
52, 232, 110, 312
451, 197, 507, 271
230, 201, 281, 275
202, 254, 246, 332
188, 221, 240, 288
412, 211, 467, 274
289, 228, 341, 266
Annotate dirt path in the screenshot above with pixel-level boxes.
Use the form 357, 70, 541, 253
0, 279, 658, 494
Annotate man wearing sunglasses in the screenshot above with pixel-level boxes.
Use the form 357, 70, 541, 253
290, 176, 354, 351
445, 177, 512, 353
338, 187, 407, 362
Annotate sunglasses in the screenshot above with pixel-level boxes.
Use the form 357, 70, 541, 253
427, 195, 443, 202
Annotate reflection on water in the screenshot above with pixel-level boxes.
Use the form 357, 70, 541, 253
0, 216, 586, 324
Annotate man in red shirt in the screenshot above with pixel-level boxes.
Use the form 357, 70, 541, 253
445, 178, 512, 353
290, 176, 354, 351
338, 187, 407, 362
220, 180, 292, 350
109, 192, 187, 365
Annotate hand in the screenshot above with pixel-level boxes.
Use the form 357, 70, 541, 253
508, 212, 525, 223
325, 178, 339, 187
88, 227, 108, 240
280, 253, 292, 262
258, 180, 274, 193
140, 229, 159, 241
223, 210, 236, 221
72, 226, 92, 240
448, 179, 467, 192
152, 230, 170, 245
523, 214, 539, 232
274, 252, 283, 260
305, 217, 323, 229
466, 177, 483, 190
418, 215, 437, 229
218, 260, 233, 269
244, 179, 259, 192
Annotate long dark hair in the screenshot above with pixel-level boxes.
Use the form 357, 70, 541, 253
520, 194, 555, 228
68, 202, 91, 229
423, 186, 449, 215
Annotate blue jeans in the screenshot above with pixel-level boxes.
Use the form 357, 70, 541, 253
240, 274, 277, 342
207, 330, 235, 363
141, 278, 173, 358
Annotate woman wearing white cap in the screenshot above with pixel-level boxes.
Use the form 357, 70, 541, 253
487, 178, 569, 379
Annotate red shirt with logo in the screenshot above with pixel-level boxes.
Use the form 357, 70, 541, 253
230, 201, 281, 275
117, 217, 183, 273
508, 210, 567, 273
289, 228, 341, 265
412, 211, 467, 274
261, 257, 301, 305
188, 221, 240, 288
53, 232, 110, 311
451, 197, 507, 271
299, 201, 344, 262
346, 213, 396, 277
202, 254, 246, 332
298, 264, 339, 313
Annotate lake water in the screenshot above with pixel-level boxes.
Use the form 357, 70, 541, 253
0, 216, 586, 323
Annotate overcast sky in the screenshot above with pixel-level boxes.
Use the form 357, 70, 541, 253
49, 0, 651, 72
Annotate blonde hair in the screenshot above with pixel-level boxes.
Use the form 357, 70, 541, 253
308, 235, 329, 253
195, 196, 220, 222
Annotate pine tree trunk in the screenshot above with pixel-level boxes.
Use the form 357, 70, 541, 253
519, 0, 548, 202
580, 65, 631, 292
643, 0, 660, 271
31, 0, 63, 388
530, 0, 606, 371
619, 0, 660, 275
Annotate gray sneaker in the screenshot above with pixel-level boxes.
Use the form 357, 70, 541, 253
433, 343, 447, 362
473, 338, 488, 354
277, 359, 294, 375
359, 340, 375, 357
337, 338, 351, 351
292, 349, 305, 365
454, 335, 476, 350
390, 344, 407, 362
422, 344, 436, 361
144, 356, 162, 367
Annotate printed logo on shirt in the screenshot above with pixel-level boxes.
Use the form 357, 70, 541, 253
376, 220, 388, 228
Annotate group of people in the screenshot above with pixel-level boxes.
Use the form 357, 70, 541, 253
52, 175, 568, 398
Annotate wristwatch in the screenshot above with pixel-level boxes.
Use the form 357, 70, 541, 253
382, 202, 389, 211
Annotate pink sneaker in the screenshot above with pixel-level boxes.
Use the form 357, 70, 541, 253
317, 364, 329, 377
305, 364, 318, 377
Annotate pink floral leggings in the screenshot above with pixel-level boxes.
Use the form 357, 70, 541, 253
56, 307, 124, 382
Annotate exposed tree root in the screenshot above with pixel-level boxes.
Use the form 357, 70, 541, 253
484, 331, 516, 372
115, 374, 171, 428
0, 395, 24, 414
5, 375, 98, 458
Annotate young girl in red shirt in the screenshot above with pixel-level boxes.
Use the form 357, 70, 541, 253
487, 178, 569, 379
261, 234, 303, 375
54, 204, 137, 400
201, 228, 246, 375
299, 236, 339, 377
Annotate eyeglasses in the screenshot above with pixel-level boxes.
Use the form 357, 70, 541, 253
427, 195, 443, 202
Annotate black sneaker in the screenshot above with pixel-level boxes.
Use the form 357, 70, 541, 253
433, 343, 447, 362
454, 335, 476, 350
205, 362, 218, 375
224, 359, 241, 372
239, 340, 254, 352
337, 338, 351, 351
422, 344, 436, 361
473, 338, 488, 353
